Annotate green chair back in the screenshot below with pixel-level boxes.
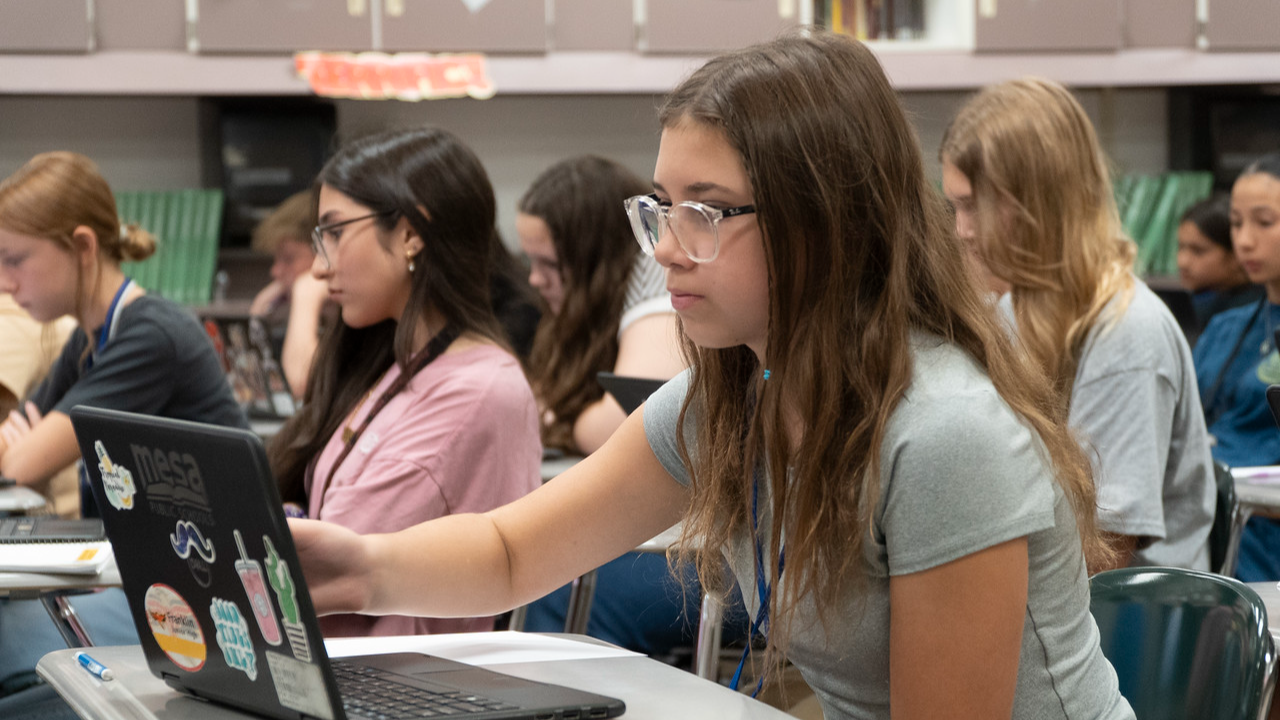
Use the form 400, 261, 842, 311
1090, 567, 1276, 720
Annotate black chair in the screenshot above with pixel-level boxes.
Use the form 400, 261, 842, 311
1091, 567, 1278, 720
1209, 459, 1242, 575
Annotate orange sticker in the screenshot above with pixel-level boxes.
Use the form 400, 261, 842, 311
144, 584, 207, 671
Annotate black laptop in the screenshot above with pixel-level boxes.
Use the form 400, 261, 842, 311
0, 516, 104, 543
69, 405, 625, 720
595, 373, 665, 416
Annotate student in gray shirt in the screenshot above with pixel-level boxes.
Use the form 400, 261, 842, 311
941, 78, 1215, 571
288, 34, 1134, 720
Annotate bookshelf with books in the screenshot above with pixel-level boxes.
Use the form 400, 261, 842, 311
116, 190, 224, 307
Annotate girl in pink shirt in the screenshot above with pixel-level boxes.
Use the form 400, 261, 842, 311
268, 126, 541, 637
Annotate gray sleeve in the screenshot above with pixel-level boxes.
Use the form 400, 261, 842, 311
642, 369, 695, 487
879, 387, 1058, 576
1070, 366, 1172, 540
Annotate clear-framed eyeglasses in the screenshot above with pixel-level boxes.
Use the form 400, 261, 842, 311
624, 193, 756, 264
311, 211, 393, 269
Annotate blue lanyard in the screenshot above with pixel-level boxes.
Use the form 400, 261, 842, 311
87, 277, 133, 370
729, 468, 786, 696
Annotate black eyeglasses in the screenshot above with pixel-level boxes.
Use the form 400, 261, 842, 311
311, 211, 393, 269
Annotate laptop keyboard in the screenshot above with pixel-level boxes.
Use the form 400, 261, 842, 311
332, 661, 520, 719
0, 517, 36, 538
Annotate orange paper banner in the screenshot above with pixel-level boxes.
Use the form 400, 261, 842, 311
294, 52, 495, 101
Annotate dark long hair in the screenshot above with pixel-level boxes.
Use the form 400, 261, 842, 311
663, 33, 1106, 675
269, 126, 507, 504
519, 156, 650, 452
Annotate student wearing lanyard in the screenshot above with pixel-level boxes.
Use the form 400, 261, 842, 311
0, 151, 248, 514
265, 126, 542, 639
1193, 152, 1280, 582
288, 34, 1134, 719
0, 152, 248, 705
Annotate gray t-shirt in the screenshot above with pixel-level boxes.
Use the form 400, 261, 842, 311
1003, 281, 1214, 569
644, 336, 1133, 720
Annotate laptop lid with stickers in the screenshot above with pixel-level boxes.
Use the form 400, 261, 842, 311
69, 405, 626, 720
71, 405, 343, 720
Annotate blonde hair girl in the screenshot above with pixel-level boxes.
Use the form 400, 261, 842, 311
942, 78, 1216, 572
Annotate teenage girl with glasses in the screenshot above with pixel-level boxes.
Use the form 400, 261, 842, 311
289, 34, 1134, 719
267, 126, 543, 638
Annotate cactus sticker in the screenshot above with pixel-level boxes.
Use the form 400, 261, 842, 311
94, 440, 136, 511
264, 535, 309, 662
211, 598, 258, 681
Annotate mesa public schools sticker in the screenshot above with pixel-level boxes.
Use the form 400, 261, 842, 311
266, 651, 333, 720
144, 584, 207, 671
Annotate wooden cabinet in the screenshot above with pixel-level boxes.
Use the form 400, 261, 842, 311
381, 0, 546, 53
552, 0, 633, 51
643, 0, 797, 54
190, 0, 372, 53
1205, 0, 1280, 51
1125, 0, 1196, 49
0, 0, 93, 53
975, 0, 1121, 52
96, 0, 186, 51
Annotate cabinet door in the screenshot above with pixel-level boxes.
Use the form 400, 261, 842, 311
643, 0, 797, 54
0, 0, 92, 52
975, 0, 1121, 52
96, 0, 186, 50
1205, 0, 1280, 50
381, 0, 546, 53
553, 0, 633, 51
192, 0, 372, 53
1124, 0, 1195, 48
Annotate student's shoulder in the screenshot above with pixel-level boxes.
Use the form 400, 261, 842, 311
893, 335, 1012, 429
1200, 297, 1260, 339
120, 295, 201, 334
413, 344, 532, 402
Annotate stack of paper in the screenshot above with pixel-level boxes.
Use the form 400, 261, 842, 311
0, 541, 114, 575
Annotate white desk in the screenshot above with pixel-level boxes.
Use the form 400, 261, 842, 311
1248, 581, 1280, 647
36, 633, 792, 720
1227, 467, 1280, 578
0, 556, 121, 647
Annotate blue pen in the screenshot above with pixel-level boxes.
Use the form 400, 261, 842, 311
75, 652, 114, 682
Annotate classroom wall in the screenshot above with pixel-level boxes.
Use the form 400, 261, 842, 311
0, 88, 1170, 251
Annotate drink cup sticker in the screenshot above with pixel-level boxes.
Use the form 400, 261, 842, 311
266, 651, 333, 720
144, 584, 206, 671
234, 530, 282, 646
210, 598, 258, 681
263, 535, 309, 661
95, 440, 136, 510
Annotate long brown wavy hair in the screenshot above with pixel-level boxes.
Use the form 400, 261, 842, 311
519, 156, 650, 452
268, 127, 508, 505
662, 34, 1110, 673
940, 78, 1136, 398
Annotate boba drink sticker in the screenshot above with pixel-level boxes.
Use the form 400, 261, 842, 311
266, 651, 333, 720
233, 530, 282, 646
264, 535, 310, 662
210, 598, 258, 681
94, 440, 136, 510
144, 584, 206, 671
172, 519, 216, 588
